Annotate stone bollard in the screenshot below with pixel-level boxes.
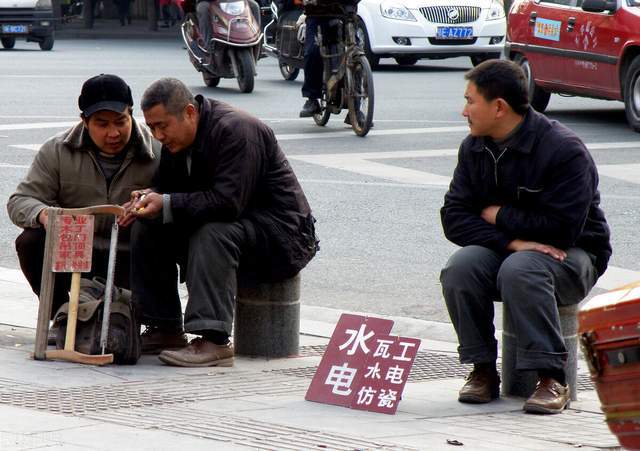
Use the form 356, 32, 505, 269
234, 273, 300, 358
501, 303, 579, 401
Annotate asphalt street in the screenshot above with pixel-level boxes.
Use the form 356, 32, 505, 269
1, 39, 639, 326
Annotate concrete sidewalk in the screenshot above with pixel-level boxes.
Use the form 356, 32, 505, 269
0, 266, 620, 451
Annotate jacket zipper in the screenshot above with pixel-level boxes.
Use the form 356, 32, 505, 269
483, 145, 509, 187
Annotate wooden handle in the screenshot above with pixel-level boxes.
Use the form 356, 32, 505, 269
59, 205, 126, 217
64, 272, 82, 351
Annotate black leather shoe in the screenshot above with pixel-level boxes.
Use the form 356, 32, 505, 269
299, 99, 320, 118
523, 377, 570, 414
458, 368, 500, 403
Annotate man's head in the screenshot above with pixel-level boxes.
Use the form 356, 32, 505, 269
78, 74, 134, 155
462, 59, 529, 139
140, 78, 199, 153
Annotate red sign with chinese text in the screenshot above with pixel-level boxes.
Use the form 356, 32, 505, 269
52, 215, 94, 273
305, 313, 420, 414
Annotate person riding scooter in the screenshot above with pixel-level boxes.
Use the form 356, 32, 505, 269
196, 0, 262, 45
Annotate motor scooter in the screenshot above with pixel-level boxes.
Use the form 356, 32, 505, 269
182, 0, 262, 93
262, 0, 304, 81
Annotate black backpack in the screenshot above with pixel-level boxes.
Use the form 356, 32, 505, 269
53, 277, 141, 365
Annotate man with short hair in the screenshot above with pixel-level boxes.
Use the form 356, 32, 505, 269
131, 77, 318, 367
440, 59, 611, 414
7, 74, 159, 322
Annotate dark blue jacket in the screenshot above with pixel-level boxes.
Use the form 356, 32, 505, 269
155, 96, 318, 281
441, 108, 611, 276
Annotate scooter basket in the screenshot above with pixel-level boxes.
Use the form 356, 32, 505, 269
276, 9, 304, 59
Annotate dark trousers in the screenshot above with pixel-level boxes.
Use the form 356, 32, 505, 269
302, 16, 325, 99
131, 220, 246, 336
440, 245, 598, 371
15, 228, 131, 320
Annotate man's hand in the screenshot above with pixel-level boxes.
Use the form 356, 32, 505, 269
480, 205, 501, 225
38, 209, 48, 229
132, 191, 163, 219
507, 239, 567, 261
118, 189, 153, 227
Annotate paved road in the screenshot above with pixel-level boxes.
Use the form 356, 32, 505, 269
1, 39, 639, 325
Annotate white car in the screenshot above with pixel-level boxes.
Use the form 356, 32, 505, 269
356, 0, 506, 68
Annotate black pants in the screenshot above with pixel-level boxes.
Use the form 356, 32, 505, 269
131, 220, 246, 336
440, 245, 598, 371
302, 16, 325, 99
15, 228, 131, 320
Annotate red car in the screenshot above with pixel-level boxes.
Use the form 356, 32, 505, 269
506, 0, 640, 131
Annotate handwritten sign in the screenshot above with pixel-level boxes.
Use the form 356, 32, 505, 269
305, 313, 420, 414
52, 214, 94, 273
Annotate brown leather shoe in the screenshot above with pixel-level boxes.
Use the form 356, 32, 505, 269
523, 377, 570, 414
458, 369, 500, 403
158, 338, 234, 367
141, 326, 188, 354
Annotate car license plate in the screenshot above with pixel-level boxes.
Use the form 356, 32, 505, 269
436, 26, 473, 39
2, 24, 28, 34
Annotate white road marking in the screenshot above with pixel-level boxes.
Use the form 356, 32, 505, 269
0, 163, 29, 169
0, 122, 76, 131
9, 145, 40, 151
596, 266, 640, 291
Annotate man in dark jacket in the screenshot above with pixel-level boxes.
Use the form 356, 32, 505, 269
440, 60, 611, 414
129, 77, 318, 367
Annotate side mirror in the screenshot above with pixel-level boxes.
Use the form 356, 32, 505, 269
581, 0, 618, 13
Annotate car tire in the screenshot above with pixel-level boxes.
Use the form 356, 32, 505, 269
356, 18, 379, 70
1, 37, 15, 49
514, 54, 550, 113
624, 57, 640, 132
470, 53, 501, 67
395, 57, 418, 66
39, 35, 54, 51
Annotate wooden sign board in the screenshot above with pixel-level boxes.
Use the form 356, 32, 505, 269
52, 214, 94, 273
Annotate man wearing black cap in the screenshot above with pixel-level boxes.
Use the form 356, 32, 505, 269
7, 74, 159, 328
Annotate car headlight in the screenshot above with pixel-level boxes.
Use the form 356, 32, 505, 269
220, 1, 246, 15
486, 0, 505, 20
35, 0, 52, 9
380, 2, 417, 21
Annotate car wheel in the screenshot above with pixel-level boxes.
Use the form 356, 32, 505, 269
470, 53, 501, 67
395, 57, 418, 66
514, 54, 550, 113
356, 18, 379, 70
39, 35, 54, 51
1, 37, 15, 49
624, 57, 640, 132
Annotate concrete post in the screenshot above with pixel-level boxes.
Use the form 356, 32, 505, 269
501, 304, 579, 401
234, 273, 300, 358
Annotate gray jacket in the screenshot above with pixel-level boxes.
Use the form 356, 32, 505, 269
7, 119, 159, 250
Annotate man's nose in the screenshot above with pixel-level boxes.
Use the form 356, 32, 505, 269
107, 125, 120, 137
154, 130, 165, 141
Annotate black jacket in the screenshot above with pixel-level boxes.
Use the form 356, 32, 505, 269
156, 96, 318, 281
441, 108, 611, 276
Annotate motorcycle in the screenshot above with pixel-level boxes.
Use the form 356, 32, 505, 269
262, 0, 305, 81
181, 0, 263, 93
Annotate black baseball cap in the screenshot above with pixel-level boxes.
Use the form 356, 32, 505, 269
78, 74, 134, 117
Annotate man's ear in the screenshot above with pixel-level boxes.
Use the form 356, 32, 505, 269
494, 98, 511, 118
184, 103, 198, 121
81, 114, 89, 127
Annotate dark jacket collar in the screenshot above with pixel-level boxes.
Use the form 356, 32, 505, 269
191, 95, 211, 155
471, 108, 540, 154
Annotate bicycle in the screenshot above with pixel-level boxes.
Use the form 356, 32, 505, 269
303, 0, 374, 137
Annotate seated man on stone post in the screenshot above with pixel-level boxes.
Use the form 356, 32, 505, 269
6, 74, 159, 335
439, 60, 611, 414
129, 77, 318, 367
